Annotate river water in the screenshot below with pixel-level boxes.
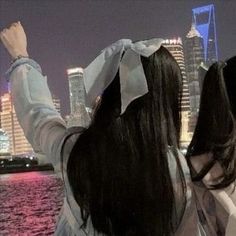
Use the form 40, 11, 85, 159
0, 171, 64, 236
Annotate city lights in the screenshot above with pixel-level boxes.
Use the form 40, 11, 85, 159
67, 67, 83, 75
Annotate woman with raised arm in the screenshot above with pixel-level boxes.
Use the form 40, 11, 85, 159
1, 22, 209, 235
186, 58, 236, 235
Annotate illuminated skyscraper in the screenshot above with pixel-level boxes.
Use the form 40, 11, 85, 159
67, 67, 90, 127
67, 67, 85, 114
0, 129, 10, 156
52, 94, 61, 114
0, 93, 33, 155
163, 38, 191, 145
192, 4, 218, 66
184, 24, 204, 132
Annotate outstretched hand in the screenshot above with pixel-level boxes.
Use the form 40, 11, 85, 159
0, 22, 29, 59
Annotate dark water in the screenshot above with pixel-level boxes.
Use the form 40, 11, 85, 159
0, 171, 64, 236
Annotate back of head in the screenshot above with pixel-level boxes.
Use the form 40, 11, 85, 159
187, 59, 236, 188
67, 46, 186, 235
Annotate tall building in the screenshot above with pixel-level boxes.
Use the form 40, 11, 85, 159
52, 94, 61, 114
184, 24, 205, 132
192, 4, 218, 66
163, 38, 191, 145
0, 129, 10, 156
67, 67, 85, 114
0, 93, 33, 155
67, 67, 90, 127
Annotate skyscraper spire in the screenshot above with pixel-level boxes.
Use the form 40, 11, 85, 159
186, 23, 201, 38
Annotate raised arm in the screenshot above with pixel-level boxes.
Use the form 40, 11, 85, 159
0, 22, 28, 59
0, 22, 68, 174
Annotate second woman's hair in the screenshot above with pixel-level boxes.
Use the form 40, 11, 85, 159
187, 58, 236, 189
67, 46, 186, 236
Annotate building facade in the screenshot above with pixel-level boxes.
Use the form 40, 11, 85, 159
0, 93, 33, 155
0, 129, 10, 157
67, 67, 90, 127
184, 24, 205, 132
52, 94, 61, 114
192, 4, 218, 66
163, 38, 191, 145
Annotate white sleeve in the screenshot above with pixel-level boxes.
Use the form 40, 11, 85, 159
8, 59, 67, 171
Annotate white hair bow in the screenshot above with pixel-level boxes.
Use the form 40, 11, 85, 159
84, 38, 164, 114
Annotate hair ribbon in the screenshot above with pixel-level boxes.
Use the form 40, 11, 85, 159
83, 38, 164, 114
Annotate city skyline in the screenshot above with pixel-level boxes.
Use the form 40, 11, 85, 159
0, 92, 32, 155
0, 91, 62, 156
0, 0, 236, 115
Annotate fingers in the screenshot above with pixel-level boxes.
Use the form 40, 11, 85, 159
0, 26, 10, 44
11, 23, 18, 28
11, 22, 22, 28
0, 27, 7, 35
0, 21, 21, 34
0, 29, 7, 42
0, 21, 20, 41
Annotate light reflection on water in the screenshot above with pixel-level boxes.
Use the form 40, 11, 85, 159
0, 171, 64, 236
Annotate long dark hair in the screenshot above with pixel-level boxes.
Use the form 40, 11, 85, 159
186, 57, 236, 189
67, 46, 186, 235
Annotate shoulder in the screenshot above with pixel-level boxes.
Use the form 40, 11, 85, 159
59, 126, 85, 174
167, 147, 190, 177
190, 153, 223, 186
190, 153, 212, 172
62, 127, 85, 157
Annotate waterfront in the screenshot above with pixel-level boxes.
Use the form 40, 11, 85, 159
0, 171, 64, 236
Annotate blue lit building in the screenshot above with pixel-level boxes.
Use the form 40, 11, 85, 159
192, 4, 218, 66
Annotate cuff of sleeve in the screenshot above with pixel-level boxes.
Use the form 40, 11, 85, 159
5, 58, 42, 82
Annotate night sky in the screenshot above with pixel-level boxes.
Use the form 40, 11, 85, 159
0, 0, 236, 116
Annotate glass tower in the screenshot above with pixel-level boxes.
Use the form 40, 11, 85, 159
192, 4, 218, 66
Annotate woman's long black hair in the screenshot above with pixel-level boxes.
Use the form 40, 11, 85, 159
67, 46, 186, 235
186, 56, 236, 189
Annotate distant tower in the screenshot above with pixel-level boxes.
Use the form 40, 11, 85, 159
163, 38, 191, 146
52, 94, 61, 114
192, 4, 218, 66
0, 93, 33, 155
67, 67, 85, 114
67, 67, 90, 127
184, 24, 205, 132
0, 129, 10, 157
